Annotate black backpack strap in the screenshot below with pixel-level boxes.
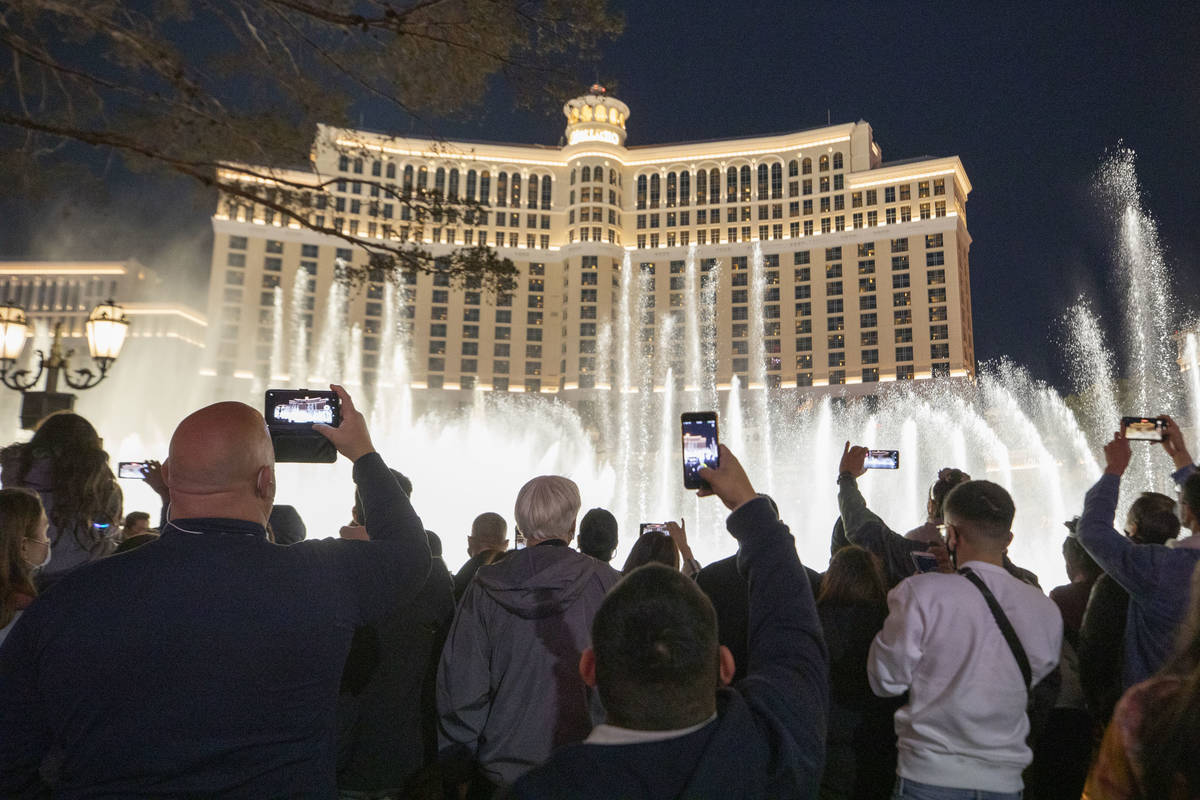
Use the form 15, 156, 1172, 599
959, 566, 1032, 692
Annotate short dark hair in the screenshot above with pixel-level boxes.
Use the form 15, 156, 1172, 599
818, 545, 886, 608
929, 467, 970, 519
591, 565, 719, 730
621, 531, 679, 574
123, 511, 151, 529
1062, 535, 1101, 582
1135, 509, 1181, 546
943, 480, 1015, 539
578, 507, 618, 561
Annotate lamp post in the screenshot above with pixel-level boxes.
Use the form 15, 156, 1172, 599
0, 300, 130, 429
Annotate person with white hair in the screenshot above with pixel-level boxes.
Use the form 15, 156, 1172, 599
437, 475, 621, 795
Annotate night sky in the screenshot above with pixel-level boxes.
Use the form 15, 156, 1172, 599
4, 1, 1198, 391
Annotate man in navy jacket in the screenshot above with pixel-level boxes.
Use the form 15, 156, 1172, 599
514, 445, 829, 800
0, 385, 431, 798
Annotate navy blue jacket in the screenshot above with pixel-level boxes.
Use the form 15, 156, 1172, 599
513, 497, 829, 800
0, 452, 430, 799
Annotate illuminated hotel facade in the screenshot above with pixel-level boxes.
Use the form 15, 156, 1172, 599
206, 87, 974, 398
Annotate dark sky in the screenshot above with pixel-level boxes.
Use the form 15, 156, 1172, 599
4, 1, 1198, 391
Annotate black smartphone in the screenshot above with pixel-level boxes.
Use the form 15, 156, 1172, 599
681, 411, 720, 490
639, 523, 669, 536
265, 389, 341, 463
865, 449, 900, 469
117, 461, 148, 480
911, 552, 940, 574
1121, 416, 1166, 442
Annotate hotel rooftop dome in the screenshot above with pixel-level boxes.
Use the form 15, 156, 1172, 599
563, 84, 630, 147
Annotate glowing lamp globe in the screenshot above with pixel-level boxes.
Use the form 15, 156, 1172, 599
85, 300, 129, 363
0, 304, 28, 362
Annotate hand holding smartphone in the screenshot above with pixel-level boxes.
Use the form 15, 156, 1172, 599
681, 412, 720, 490
118, 461, 149, 480
266, 388, 343, 463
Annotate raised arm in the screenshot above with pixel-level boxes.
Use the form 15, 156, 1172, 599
313, 385, 431, 622
1162, 415, 1196, 484
837, 442, 929, 584
698, 447, 829, 795
1076, 433, 1161, 599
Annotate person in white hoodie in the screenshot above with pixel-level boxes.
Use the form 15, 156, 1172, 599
847, 442, 1062, 800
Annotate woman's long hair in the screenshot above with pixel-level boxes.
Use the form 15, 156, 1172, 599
6, 413, 119, 548
1136, 562, 1200, 799
621, 531, 679, 574
0, 488, 44, 628
818, 545, 887, 608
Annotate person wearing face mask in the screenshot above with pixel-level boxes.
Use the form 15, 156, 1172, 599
0, 385, 432, 798
0, 488, 49, 648
867, 479, 1063, 800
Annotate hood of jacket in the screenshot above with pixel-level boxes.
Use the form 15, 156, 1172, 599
474, 543, 613, 619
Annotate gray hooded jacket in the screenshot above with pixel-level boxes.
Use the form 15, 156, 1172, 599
437, 541, 621, 787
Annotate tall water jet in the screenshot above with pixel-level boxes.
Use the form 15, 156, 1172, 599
311, 277, 347, 386
683, 244, 702, 393
700, 258, 722, 413
615, 251, 636, 524
344, 324, 363, 391
1097, 149, 1180, 494
288, 266, 309, 388
1184, 332, 1200, 436
748, 242, 773, 492
268, 286, 287, 381
1063, 298, 1120, 452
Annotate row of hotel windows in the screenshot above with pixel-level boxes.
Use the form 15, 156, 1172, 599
0, 277, 121, 311
635, 156, 848, 209
335, 158, 554, 210
633, 203, 948, 248
638, 183, 943, 226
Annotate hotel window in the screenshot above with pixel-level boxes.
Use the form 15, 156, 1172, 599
493, 360, 509, 374
666, 172, 677, 207
931, 343, 950, 359
771, 163, 783, 198
826, 281, 843, 297
926, 251, 945, 267
927, 269, 946, 285
429, 340, 446, 355
833, 176, 844, 190
932, 362, 951, 378
920, 203, 931, 220
858, 259, 876, 275
740, 165, 752, 202
895, 327, 913, 344
803, 179, 813, 196
796, 336, 813, 351
918, 181, 930, 198
828, 334, 845, 349
893, 273, 910, 289
933, 178, 946, 196
828, 316, 845, 332
862, 349, 879, 365
930, 306, 948, 322
899, 184, 911, 201
866, 190, 877, 206
852, 213, 863, 229
227, 252, 246, 267
827, 299, 844, 314
829, 369, 846, 385
859, 295, 877, 310
892, 255, 910, 271
929, 288, 947, 304
901, 207, 912, 222
930, 324, 949, 341
895, 309, 913, 325
885, 208, 896, 224
834, 195, 845, 211
820, 197, 831, 213
935, 201, 947, 217
224, 270, 245, 286
679, 171, 690, 206
861, 312, 877, 328
895, 346, 914, 362
852, 192, 863, 209
262, 275, 281, 289
897, 364, 915, 380
796, 302, 812, 316
893, 291, 911, 307
649, 174, 661, 208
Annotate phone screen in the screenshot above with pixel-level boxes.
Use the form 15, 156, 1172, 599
1122, 416, 1166, 442
681, 412, 720, 490
265, 390, 342, 428
865, 449, 900, 469
911, 551, 940, 574
639, 523, 669, 536
118, 461, 147, 479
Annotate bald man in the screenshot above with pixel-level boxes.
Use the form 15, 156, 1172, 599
0, 386, 431, 798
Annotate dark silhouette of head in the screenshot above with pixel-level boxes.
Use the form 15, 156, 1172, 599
818, 545, 887, 608
1062, 535, 1101, 583
928, 467, 971, 522
621, 531, 679, 573
942, 480, 1015, 559
468, 511, 508, 557
588, 564, 727, 730
268, 505, 307, 546
1126, 491, 1178, 544
579, 507, 618, 562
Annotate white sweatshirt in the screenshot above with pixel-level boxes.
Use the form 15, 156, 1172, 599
868, 561, 1063, 793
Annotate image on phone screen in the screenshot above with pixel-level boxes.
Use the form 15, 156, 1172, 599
118, 461, 147, 480
1122, 416, 1166, 442
681, 412, 719, 490
864, 449, 900, 469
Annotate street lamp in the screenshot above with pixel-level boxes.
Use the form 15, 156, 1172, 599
0, 299, 130, 429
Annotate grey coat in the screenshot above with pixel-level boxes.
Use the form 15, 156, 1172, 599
437, 541, 620, 788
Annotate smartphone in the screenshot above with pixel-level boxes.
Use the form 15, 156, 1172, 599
864, 449, 900, 469
681, 411, 720, 490
1122, 416, 1166, 442
265, 389, 341, 463
639, 523, 669, 536
266, 389, 342, 428
911, 552, 940, 574
118, 461, 148, 480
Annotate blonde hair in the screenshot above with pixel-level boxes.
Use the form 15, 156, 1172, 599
514, 476, 581, 543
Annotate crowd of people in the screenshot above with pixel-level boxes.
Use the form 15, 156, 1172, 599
0, 388, 1198, 800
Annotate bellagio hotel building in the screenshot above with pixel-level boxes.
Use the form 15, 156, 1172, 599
205, 87, 974, 398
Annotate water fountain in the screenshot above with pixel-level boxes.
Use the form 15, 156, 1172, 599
49, 151, 1196, 588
